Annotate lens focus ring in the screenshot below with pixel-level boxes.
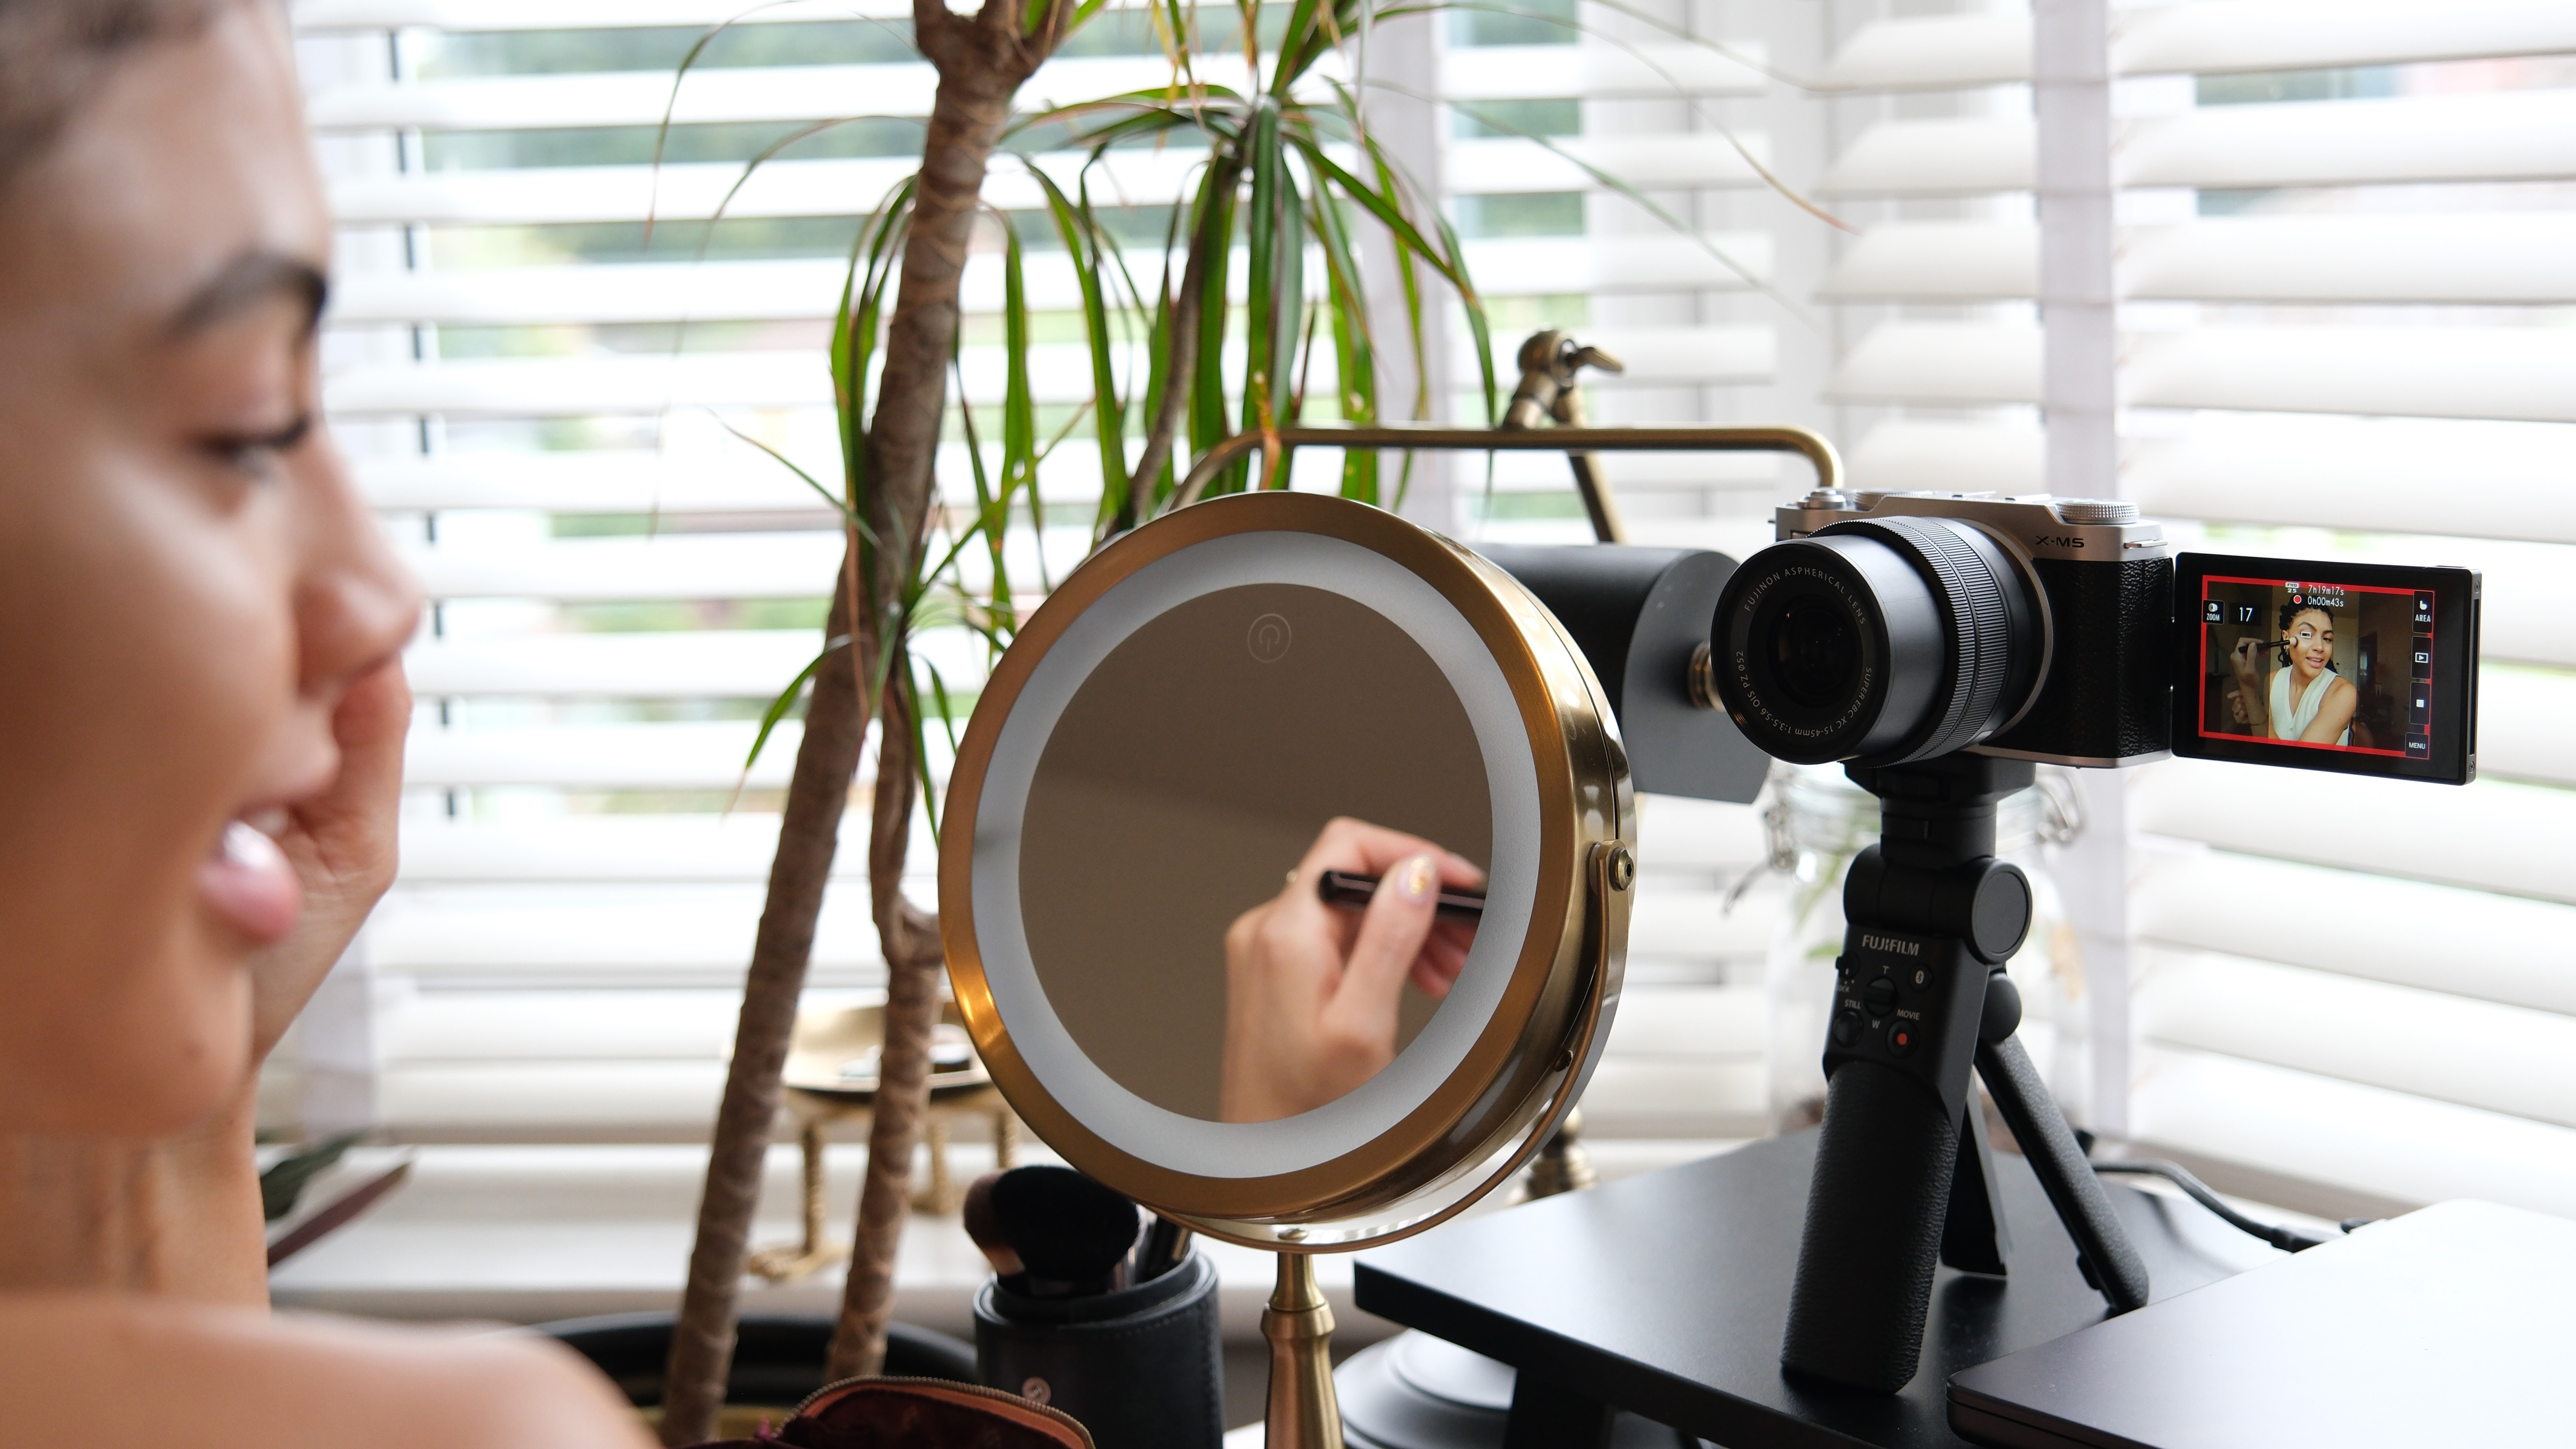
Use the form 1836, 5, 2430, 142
1711, 514, 2041, 766
1822, 517, 2023, 762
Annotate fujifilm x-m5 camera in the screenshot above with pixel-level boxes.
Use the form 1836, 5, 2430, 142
1711, 487, 2480, 785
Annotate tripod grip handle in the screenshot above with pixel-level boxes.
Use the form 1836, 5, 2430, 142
1781, 1061, 1959, 1392
1975, 1035, 2150, 1313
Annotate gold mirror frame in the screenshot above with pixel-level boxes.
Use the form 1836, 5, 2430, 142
940, 491, 1635, 1250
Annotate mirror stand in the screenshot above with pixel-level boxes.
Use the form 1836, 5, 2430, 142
1262, 1251, 1343, 1449
937, 488, 1682, 1448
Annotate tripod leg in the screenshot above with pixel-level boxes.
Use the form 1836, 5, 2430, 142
1939, 1098, 2010, 1276
1975, 1034, 2149, 1313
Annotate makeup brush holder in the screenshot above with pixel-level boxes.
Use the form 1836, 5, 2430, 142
974, 1250, 1225, 1449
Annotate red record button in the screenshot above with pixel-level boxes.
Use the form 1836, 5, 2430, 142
1887, 1023, 1919, 1058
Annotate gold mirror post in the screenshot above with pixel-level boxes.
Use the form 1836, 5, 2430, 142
1263, 1250, 1343, 1449
1515, 1105, 1599, 1204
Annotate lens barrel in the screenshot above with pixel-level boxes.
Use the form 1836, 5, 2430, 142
1711, 516, 2041, 766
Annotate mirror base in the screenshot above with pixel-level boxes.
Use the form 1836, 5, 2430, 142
1263, 1252, 1344, 1449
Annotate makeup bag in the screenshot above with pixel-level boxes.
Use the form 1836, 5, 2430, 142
687, 1375, 1093, 1449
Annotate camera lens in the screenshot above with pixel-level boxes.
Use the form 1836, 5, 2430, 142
1711, 515, 2042, 765
1770, 593, 1862, 708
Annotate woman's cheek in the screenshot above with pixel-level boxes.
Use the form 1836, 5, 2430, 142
127, 469, 298, 988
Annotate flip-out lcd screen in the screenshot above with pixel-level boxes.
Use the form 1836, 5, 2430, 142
2172, 553, 2478, 785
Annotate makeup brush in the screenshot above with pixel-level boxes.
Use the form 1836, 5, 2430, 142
1133, 1213, 1194, 1283
989, 1166, 1141, 1299
1317, 868, 1486, 921
962, 1171, 1024, 1278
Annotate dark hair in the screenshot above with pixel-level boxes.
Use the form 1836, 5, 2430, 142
2276, 600, 2340, 673
2277, 600, 2335, 634
0, 0, 218, 195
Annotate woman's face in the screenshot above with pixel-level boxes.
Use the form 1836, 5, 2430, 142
0, 3, 417, 1135
2281, 608, 2336, 679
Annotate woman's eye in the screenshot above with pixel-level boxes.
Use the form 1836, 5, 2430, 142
202, 413, 314, 475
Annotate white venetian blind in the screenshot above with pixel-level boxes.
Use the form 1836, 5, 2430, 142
1811, 0, 2576, 1214
1425, 0, 1816, 1143
282, 0, 1814, 1158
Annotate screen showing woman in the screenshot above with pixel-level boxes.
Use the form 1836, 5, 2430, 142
2196, 576, 2433, 759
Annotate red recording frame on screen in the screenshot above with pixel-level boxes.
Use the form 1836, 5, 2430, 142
2194, 574, 2415, 758
2169, 552, 2480, 786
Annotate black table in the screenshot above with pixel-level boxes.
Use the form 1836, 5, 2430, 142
1353, 1131, 2280, 1449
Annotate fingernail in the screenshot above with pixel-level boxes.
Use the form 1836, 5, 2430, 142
1399, 855, 1435, 901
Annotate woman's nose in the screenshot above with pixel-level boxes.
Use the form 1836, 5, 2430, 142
293, 434, 422, 695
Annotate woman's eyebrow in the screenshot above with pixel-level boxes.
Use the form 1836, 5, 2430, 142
167, 251, 329, 338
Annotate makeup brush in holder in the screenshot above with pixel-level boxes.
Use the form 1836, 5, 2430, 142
972, 1167, 1226, 1449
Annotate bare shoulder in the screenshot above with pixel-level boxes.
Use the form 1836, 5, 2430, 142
0, 1293, 652, 1449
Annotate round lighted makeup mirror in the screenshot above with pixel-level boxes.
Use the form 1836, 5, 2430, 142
940, 490, 1635, 1448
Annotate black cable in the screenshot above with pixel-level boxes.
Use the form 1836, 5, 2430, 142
2091, 1159, 2351, 1253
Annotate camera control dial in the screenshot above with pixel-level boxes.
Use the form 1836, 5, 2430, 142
2054, 499, 2141, 525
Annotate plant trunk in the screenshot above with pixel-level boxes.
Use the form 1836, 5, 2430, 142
660, 559, 873, 1446
659, 3, 1061, 1437
825, 683, 943, 1380
822, 0, 1051, 1374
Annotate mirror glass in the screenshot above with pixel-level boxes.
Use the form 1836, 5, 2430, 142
1020, 582, 1490, 1124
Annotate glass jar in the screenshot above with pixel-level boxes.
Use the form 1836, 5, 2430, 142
1760, 764, 2085, 1132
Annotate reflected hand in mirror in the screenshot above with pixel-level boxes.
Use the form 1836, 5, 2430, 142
1220, 818, 1484, 1124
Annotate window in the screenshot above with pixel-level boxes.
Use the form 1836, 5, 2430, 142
281, 0, 1801, 1176
1813, 0, 2576, 1216
273, 1, 2576, 1311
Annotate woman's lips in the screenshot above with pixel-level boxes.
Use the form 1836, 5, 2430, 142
199, 819, 301, 944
